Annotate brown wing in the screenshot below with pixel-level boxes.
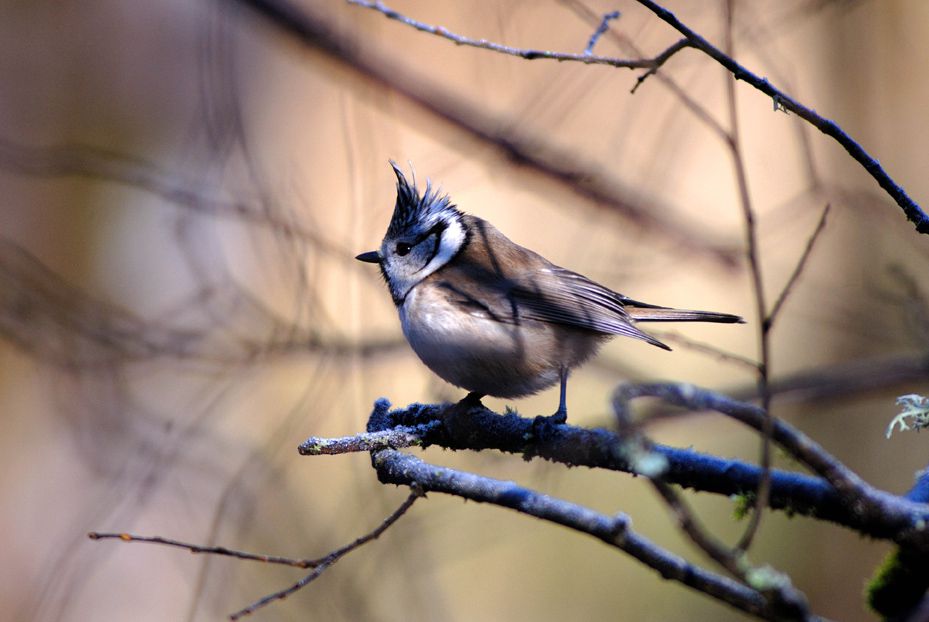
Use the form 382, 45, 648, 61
431, 216, 671, 350
509, 266, 671, 349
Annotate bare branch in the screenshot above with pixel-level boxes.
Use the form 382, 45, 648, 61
347, 397, 929, 543
370, 449, 799, 620
615, 400, 809, 613
230, 562, 332, 620
634, 0, 929, 234
230, 489, 420, 619
611, 383, 929, 552
89, 491, 422, 620
649, 480, 809, 616
347, 0, 928, 235
298, 422, 440, 455
348, 1, 689, 70
87, 532, 316, 568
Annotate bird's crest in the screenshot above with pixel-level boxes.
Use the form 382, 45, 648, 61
386, 160, 458, 237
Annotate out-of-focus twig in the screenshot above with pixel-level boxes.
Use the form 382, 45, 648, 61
767, 204, 831, 328
225, 0, 741, 265
727, 354, 929, 405
615, 389, 807, 613
648, 329, 759, 372
0, 139, 353, 262
709, 0, 771, 554
0, 237, 403, 369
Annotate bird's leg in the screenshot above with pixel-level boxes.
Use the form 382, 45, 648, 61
550, 368, 569, 424
530, 369, 569, 436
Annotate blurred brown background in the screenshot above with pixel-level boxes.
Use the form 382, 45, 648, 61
1, 1, 928, 620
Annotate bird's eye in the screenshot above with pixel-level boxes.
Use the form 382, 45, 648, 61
395, 242, 412, 256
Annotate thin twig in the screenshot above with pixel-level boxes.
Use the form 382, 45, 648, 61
90, 491, 422, 620
229, 489, 421, 619
629, 38, 693, 92
718, 0, 772, 554
647, 328, 761, 372
634, 0, 929, 234
230, 563, 331, 620
559, 0, 729, 135
583, 10, 621, 55
650, 481, 741, 573
725, 353, 929, 405
767, 203, 831, 328
613, 388, 809, 613
87, 532, 317, 568
348, 0, 688, 70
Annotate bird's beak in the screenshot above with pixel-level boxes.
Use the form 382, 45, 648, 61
355, 250, 381, 264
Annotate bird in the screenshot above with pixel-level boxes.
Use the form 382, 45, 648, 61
356, 162, 744, 422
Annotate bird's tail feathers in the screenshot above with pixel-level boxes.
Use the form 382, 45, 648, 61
626, 304, 744, 324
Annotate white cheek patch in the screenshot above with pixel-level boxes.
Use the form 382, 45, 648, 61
388, 216, 466, 304
418, 217, 465, 279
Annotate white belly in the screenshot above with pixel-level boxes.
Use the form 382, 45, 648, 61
398, 285, 602, 398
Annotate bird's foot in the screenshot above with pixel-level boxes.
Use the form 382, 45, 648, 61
531, 408, 566, 439
456, 392, 485, 412
547, 407, 567, 425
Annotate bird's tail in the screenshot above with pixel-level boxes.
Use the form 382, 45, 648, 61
624, 299, 744, 324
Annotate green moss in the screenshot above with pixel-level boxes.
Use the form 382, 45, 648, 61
732, 492, 755, 521
745, 564, 790, 593
867, 548, 929, 617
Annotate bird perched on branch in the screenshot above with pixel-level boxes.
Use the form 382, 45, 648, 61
356, 162, 743, 422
